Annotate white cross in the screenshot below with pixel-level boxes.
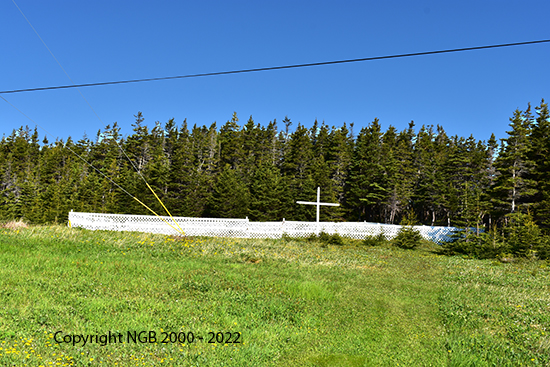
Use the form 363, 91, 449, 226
296, 187, 340, 224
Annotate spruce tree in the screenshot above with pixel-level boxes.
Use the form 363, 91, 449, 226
183, 123, 218, 217
126, 112, 150, 172
38, 139, 78, 223
165, 119, 193, 216
528, 99, 550, 230
206, 164, 249, 218
346, 118, 386, 222
241, 116, 264, 184
311, 122, 340, 220
142, 120, 170, 215
382, 123, 415, 224
248, 161, 284, 221
326, 123, 353, 221
281, 123, 316, 221
219, 112, 243, 170
491, 107, 535, 219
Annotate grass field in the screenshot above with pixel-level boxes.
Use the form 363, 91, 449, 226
0, 225, 549, 366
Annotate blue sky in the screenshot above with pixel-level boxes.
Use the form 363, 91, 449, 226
1, 0, 548, 144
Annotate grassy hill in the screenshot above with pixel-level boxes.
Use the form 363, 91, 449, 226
0, 224, 549, 366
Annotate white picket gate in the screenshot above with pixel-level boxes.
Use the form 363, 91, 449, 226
68, 211, 458, 242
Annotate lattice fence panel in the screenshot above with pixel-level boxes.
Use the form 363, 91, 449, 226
68, 212, 458, 242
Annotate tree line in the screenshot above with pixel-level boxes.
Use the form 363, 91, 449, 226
1, 101, 548, 240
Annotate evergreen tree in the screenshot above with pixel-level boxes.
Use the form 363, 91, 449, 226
248, 161, 284, 221
485, 133, 498, 227
38, 139, 78, 223
0, 127, 39, 220
382, 123, 415, 224
126, 111, 150, 172
281, 123, 316, 221
183, 123, 218, 217
264, 120, 281, 167
326, 123, 353, 220
142, 120, 171, 215
241, 116, 263, 183
206, 164, 249, 218
444, 136, 488, 230
165, 119, 193, 216
528, 99, 550, 230
503, 211, 542, 257
219, 112, 243, 169
491, 107, 535, 219
426, 126, 454, 226
95, 123, 126, 213
19, 168, 41, 222
310, 122, 340, 220
346, 118, 386, 221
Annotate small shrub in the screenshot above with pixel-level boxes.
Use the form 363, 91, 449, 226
474, 227, 508, 259
393, 210, 422, 250
279, 232, 345, 246
534, 235, 550, 260
504, 212, 541, 258
282, 234, 311, 243
318, 232, 345, 246
393, 226, 423, 250
442, 228, 491, 257
362, 233, 387, 247
281, 233, 297, 242
306, 233, 319, 242
443, 226, 508, 259
441, 213, 549, 260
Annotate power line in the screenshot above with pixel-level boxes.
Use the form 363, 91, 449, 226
1, 39, 549, 95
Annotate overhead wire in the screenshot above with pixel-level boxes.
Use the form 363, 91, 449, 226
0, 39, 549, 95
9, 0, 185, 235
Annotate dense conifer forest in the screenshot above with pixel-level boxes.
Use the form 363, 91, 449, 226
1, 100, 549, 256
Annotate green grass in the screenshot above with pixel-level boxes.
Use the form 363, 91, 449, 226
440, 257, 550, 366
0, 225, 548, 366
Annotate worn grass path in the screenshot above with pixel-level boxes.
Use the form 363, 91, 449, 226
0, 225, 548, 366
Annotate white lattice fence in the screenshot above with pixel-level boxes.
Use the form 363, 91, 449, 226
68, 211, 458, 242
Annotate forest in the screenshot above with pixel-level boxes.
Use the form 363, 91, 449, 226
1, 100, 549, 256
